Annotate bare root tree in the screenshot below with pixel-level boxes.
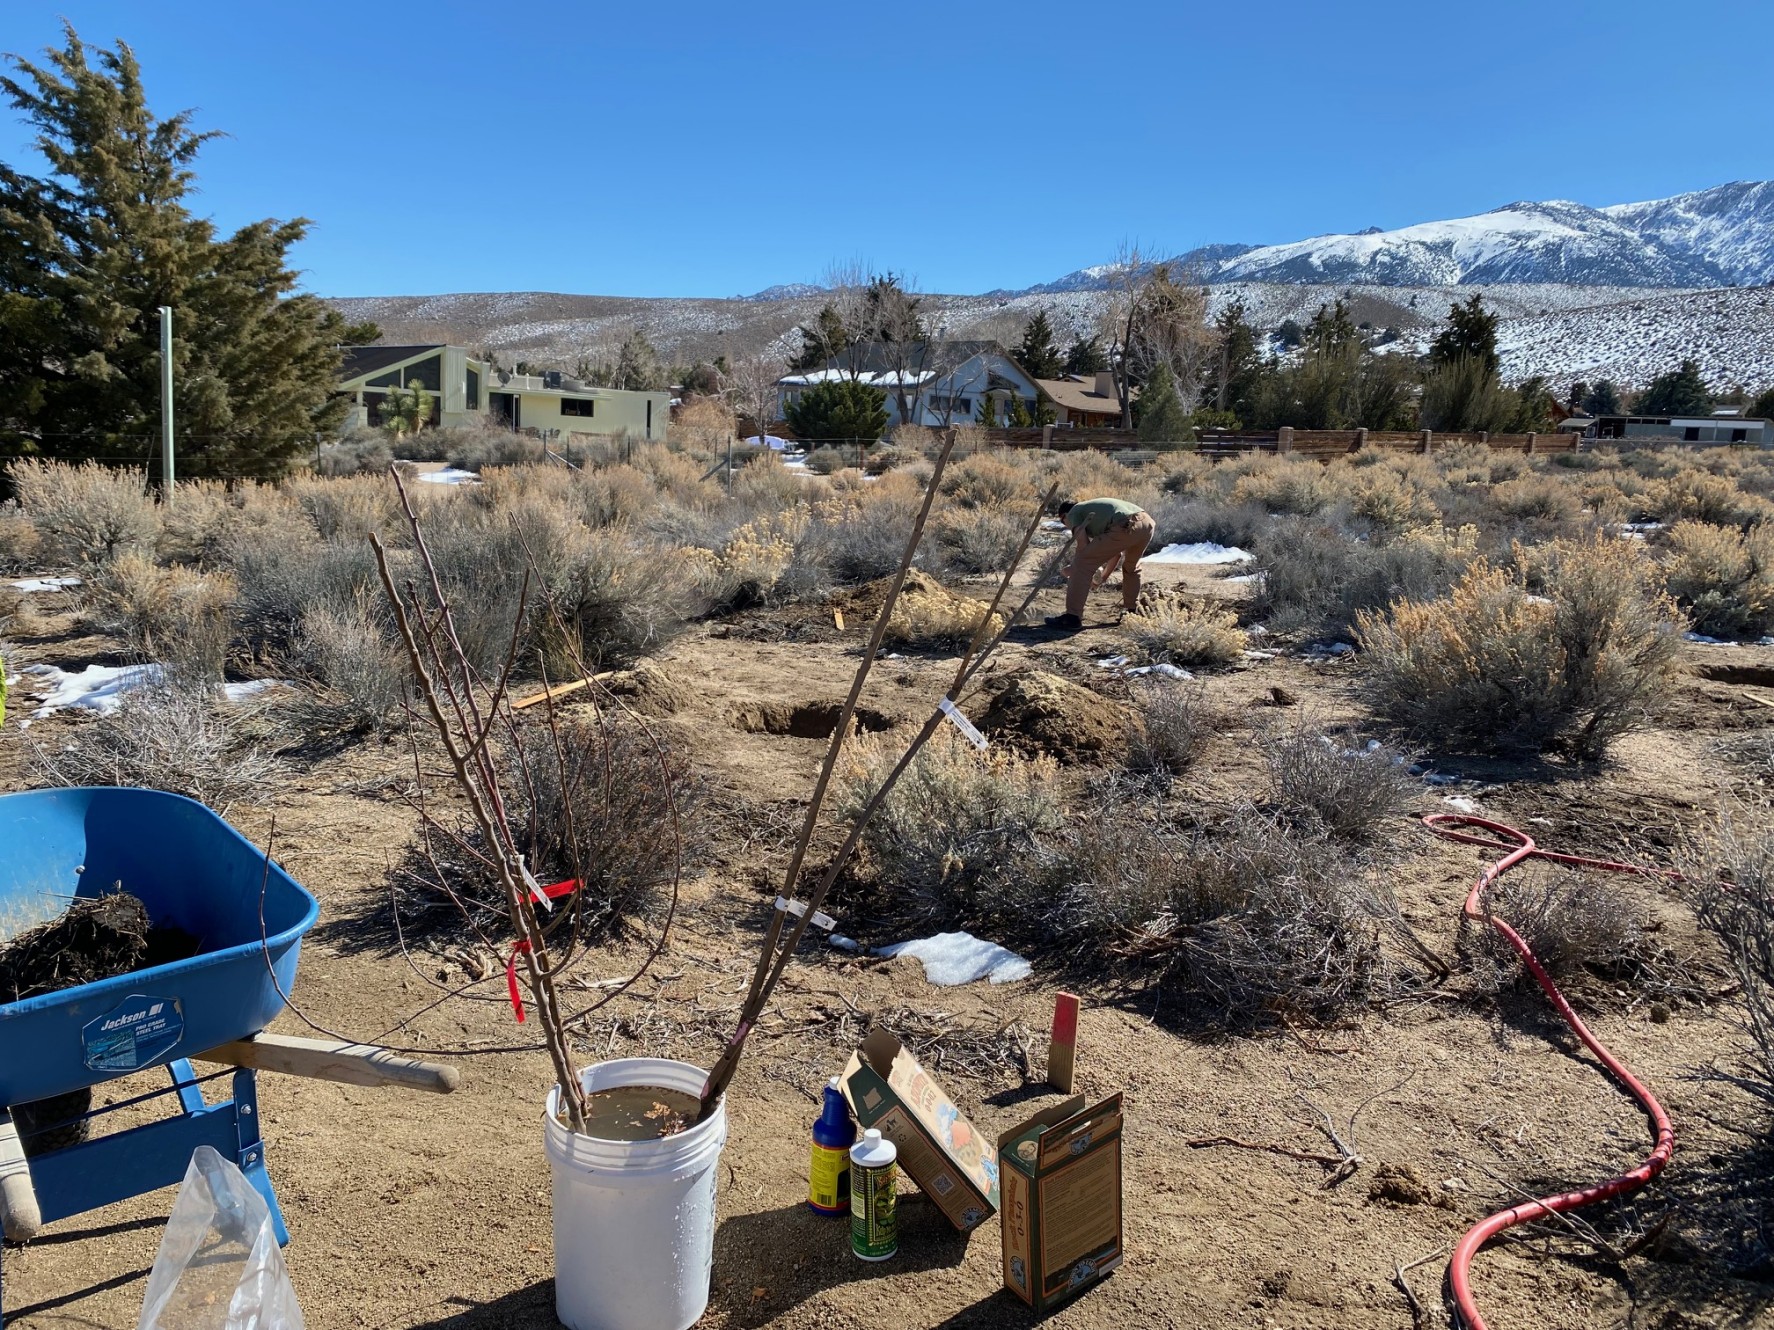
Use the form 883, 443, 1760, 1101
370, 470, 680, 1134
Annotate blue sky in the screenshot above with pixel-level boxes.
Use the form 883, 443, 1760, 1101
3, 1, 1770, 299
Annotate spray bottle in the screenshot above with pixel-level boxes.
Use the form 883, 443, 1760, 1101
808, 1075, 856, 1216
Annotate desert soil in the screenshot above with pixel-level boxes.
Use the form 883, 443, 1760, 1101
3, 557, 1772, 1330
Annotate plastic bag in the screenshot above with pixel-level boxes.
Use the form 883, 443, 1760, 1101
137, 1145, 304, 1330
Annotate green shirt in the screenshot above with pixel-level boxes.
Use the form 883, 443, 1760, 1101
1065, 497, 1144, 540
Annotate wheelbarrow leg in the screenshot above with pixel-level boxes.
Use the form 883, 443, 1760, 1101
227, 1068, 286, 1246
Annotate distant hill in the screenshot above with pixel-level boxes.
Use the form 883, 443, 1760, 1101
325, 178, 1774, 393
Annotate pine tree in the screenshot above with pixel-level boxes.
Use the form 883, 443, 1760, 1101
1208, 300, 1260, 418
1582, 380, 1623, 416
1063, 336, 1107, 375
782, 379, 887, 445
975, 394, 997, 427
1008, 395, 1034, 428
1633, 359, 1711, 415
791, 304, 848, 371
1015, 310, 1063, 379
1136, 363, 1190, 445
611, 331, 665, 390
1751, 386, 1774, 421
0, 26, 376, 479
1428, 294, 1500, 375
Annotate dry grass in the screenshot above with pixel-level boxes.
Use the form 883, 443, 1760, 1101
1121, 593, 1246, 667
1356, 534, 1686, 760
1465, 866, 1646, 994
29, 684, 279, 812
1123, 678, 1213, 776
838, 729, 1063, 930
1260, 724, 1418, 841
9, 460, 159, 565
1662, 520, 1774, 638
1686, 817, 1774, 1109
86, 553, 236, 683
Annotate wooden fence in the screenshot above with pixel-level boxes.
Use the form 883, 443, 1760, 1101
961, 425, 1580, 459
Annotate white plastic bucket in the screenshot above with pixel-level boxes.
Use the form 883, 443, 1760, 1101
543, 1058, 728, 1330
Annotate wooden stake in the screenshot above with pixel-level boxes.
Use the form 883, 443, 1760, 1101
1047, 991, 1080, 1092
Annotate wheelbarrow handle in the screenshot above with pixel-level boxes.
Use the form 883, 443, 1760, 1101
0, 1111, 42, 1242
198, 1034, 461, 1094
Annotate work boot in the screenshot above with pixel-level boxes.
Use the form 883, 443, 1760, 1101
1043, 613, 1084, 633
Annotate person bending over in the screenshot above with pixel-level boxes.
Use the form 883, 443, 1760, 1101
1044, 497, 1155, 632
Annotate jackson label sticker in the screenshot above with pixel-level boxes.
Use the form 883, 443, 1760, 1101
82, 994, 184, 1072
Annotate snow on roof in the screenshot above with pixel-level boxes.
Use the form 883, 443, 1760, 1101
778, 368, 936, 388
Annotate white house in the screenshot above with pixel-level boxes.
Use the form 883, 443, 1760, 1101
337, 345, 669, 440
777, 341, 1041, 431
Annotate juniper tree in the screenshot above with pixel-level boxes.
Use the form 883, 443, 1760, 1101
0, 25, 376, 478
1136, 362, 1190, 444
1063, 335, 1107, 375
1633, 359, 1711, 415
782, 378, 887, 445
1015, 310, 1063, 379
1429, 294, 1500, 375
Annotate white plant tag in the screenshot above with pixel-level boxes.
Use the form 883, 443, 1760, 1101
775, 896, 836, 931
939, 696, 989, 750
518, 854, 554, 914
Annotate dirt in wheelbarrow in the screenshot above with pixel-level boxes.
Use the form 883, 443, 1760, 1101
0, 890, 199, 1004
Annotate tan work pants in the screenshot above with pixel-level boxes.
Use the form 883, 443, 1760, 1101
1066, 511, 1155, 618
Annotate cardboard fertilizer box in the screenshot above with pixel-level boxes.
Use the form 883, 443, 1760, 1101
840, 1029, 999, 1232
998, 1093, 1124, 1311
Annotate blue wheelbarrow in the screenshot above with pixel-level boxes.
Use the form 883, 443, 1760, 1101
0, 788, 460, 1325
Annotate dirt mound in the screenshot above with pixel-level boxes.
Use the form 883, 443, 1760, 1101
602, 660, 692, 716
978, 669, 1132, 762
729, 699, 896, 738
0, 892, 150, 1003
842, 570, 1004, 650
1367, 1162, 1450, 1208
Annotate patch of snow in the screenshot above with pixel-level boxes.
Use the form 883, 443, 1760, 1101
1142, 542, 1253, 566
1096, 655, 1131, 669
8, 576, 81, 593
828, 934, 862, 953
1304, 642, 1356, 659
1684, 631, 1732, 644
1126, 663, 1193, 679
1420, 771, 1462, 787
1242, 649, 1280, 660
743, 435, 792, 449
223, 679, 288, 702
1041, 518, 1068, 531
1443, 795, 1481, 814
23, 662, 163, 720
417, 467, 480, 485
876, 932, 1031, 986
1223, 573, 1262, 584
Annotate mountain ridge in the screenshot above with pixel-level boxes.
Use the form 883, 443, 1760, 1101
734, 181, 1774, 299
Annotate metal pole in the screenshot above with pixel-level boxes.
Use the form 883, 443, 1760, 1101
158, 306, 175, 495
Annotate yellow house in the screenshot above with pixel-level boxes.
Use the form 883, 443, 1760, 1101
336, 344, 669, 439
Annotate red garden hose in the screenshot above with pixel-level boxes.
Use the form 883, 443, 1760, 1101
1422, 814, 1680, 1330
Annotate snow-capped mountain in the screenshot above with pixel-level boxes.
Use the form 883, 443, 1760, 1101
1210, 199, 1721, 287
1008, 182, 1774, 292
1602, 181, 1774, 286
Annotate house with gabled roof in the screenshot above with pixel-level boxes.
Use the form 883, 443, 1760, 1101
336, 345, 668, 439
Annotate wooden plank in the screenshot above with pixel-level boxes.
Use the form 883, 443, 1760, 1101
198, 1034, 462, 1094
511, 671, 615, 711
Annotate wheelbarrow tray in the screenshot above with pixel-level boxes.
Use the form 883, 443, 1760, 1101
0, 788, 318, 1107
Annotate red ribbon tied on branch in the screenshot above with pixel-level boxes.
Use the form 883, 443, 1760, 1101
504, 879, 579, 1023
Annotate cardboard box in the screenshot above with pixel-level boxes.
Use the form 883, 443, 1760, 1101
998, 1092, 1124, 1311
840, 1029, 999, 1232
